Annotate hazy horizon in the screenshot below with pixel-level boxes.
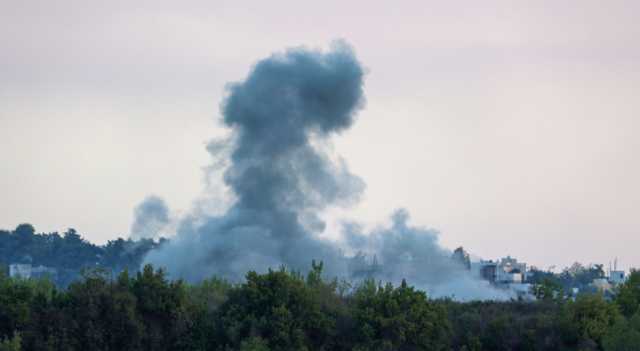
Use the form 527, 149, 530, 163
2, 1, 639, 271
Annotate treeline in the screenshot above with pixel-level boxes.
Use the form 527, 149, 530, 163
527, 263, 609, 296
0, 263, 639, 351
0, 224, 163, 286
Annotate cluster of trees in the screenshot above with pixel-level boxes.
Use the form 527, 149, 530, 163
0, 262, 638, 350
1, 224, 639, 350
0, 224, 163, 286
528, 263, 608, 295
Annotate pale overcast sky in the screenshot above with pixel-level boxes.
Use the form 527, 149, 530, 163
1, 1, 638, 270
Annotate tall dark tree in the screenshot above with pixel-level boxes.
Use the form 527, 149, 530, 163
350, 279, 451, 351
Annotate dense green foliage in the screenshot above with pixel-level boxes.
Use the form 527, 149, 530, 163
1, 224, 638, 349
0, 264, 638, 350
616, 269, 640, 318
0, 224, 162, 286
528, 263, 607, 296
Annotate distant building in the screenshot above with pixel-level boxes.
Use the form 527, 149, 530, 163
472, 256, 527, 284
592, 278, 613, 293
497, 256, 527, 282
498, 270, 523, 284
471, 260, 498, 282
9, 263, 32, 278
451, 247, 471, 270
606, 258, 628, 286
470, 255, 534, 298
9, 263, 57, 280
609, 270, 626, 285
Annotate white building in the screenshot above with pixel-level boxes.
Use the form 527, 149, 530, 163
592, 278, 613, 293
609, 270, 626, 285
497, 256, 527, 283
498, 271, 523, 284
470, 256, 534, 298
9, 263, 57, 279
9, 263, 32, 278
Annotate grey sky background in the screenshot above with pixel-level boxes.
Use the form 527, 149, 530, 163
1, 1, 638, 270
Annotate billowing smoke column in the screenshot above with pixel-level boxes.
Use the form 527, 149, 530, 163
144, 42, 506, 300
130, 195, 170, 240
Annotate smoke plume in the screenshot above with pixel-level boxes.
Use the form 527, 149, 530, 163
130, 195, 170, 240
144, 42, 506, 300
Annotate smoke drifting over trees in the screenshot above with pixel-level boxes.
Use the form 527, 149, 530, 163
130, 196, 170, 240
144, 42, 504, 300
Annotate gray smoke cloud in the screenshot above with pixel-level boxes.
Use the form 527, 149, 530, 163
343, 209, 506, 300
130, 195, 170, 240
144, 42, 507, 300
